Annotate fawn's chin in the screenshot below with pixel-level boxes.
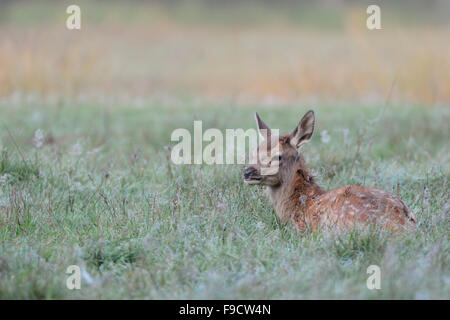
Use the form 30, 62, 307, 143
244, 178, 262, 185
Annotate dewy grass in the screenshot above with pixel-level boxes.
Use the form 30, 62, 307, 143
0, 100, 448, 299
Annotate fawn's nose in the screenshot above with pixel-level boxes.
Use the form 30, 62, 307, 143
243, 167, 257, 179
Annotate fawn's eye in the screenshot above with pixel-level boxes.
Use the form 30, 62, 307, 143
272, 155, 282, 162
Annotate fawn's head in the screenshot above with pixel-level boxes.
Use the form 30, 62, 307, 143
243, 110, 315, 187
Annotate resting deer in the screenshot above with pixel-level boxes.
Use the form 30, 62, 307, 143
243, 110, 416, 232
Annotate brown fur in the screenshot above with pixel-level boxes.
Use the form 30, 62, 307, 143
244, 111, 417, 232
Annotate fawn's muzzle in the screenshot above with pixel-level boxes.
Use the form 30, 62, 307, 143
243, 166, 258, 180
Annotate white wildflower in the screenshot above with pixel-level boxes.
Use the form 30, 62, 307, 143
424, 187, 429, 202
70, 182, 83, 192
0, 197, 7, 207
81, 267, 95, 285
0, 174, 11, 184
70, 142, 83, 157
320, 130, 331, 144
342, 128, 349, 143
33, 129, 45, 148
87, 146, 102, 158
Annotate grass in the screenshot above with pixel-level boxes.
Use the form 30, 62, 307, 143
0, 0, 449, 300
0, 97, 448, 299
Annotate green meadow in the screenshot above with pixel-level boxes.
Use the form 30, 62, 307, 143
0, 99, 448, 299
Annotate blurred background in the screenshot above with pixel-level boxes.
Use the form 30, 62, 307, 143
0, 1, 449, 300
1, 0, 449, 107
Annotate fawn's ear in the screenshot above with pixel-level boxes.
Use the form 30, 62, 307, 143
255, 112, 271, 140
290, 110, 315, 149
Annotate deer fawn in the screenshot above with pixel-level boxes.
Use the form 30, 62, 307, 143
243, 110, 416, 232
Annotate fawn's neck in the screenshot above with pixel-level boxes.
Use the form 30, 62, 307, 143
267, 161, 324, 224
